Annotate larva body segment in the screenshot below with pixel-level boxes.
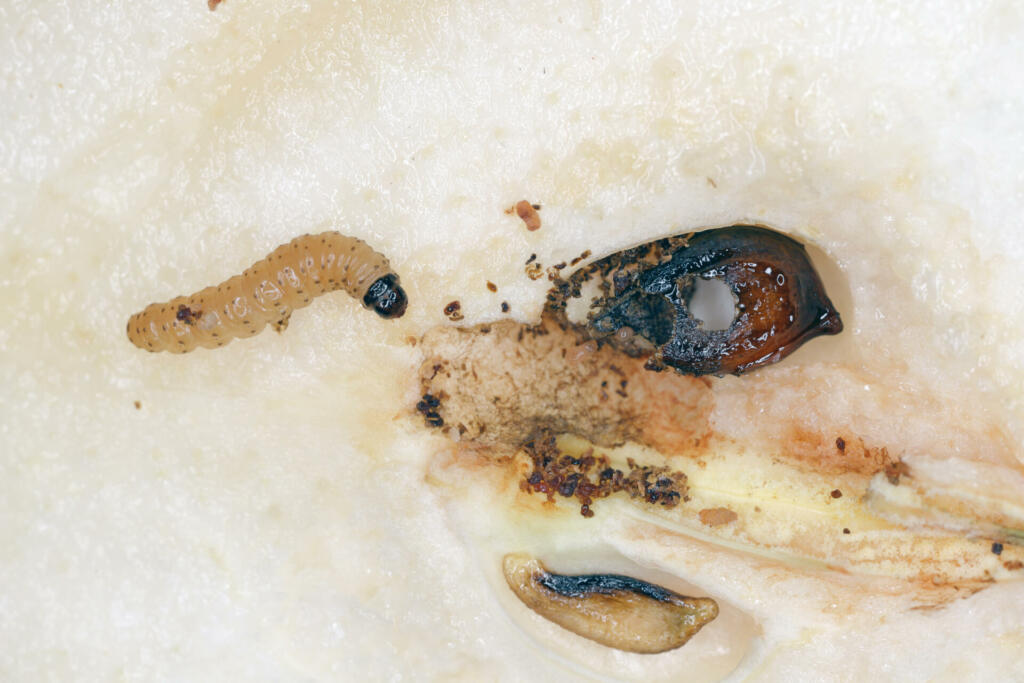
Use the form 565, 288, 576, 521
127, 232, 407, 353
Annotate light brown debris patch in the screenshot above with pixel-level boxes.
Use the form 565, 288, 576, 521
416, 314, 712, 451
698, 507, 738, 527
513, 200, 542, 231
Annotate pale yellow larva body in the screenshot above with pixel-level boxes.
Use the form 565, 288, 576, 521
127, 232, 407, 353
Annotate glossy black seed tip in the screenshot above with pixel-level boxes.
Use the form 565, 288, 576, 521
364, 274, 408, 319
537, 570, 677, 602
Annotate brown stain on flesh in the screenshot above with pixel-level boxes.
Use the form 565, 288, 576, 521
416, 314, 897, 482
777, 429, 899, 477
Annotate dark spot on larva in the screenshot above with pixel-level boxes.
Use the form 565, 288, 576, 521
525, 253, 537, 265
501, 301, 510, 313
830, 489, 843, 499
486, 281, 498, 293
836, 437, 846, 452
992, 542, 1004, 555
843, 528, 851, 534
175, 305, 201, 325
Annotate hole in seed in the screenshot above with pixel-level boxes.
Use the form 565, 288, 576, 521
687, 276, 736, 331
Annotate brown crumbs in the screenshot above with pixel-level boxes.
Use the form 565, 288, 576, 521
520, 434, 688, 517
514, 200, 542, 231
842, 528, 851, 534
1004, 560, 1024, 571
526, 262, 544, 280
884, 459, 911, 486
835, 437, 846, 452
830, 489, 843, 499
486, 281, 498, 293
443, 300, 464, 322
208, 0, 224, 10
133, 400, 141, 410
569, 249, 592, 267
698, 507, 738, 527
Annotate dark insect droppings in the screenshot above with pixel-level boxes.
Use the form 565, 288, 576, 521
443, 300, 464, 321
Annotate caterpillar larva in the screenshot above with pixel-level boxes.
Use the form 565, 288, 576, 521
127, 232, 408, 353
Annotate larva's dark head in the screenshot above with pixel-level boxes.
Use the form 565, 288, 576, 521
364, 274, 408, 319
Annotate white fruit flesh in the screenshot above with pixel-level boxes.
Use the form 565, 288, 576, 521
3, 1, 1024, 681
